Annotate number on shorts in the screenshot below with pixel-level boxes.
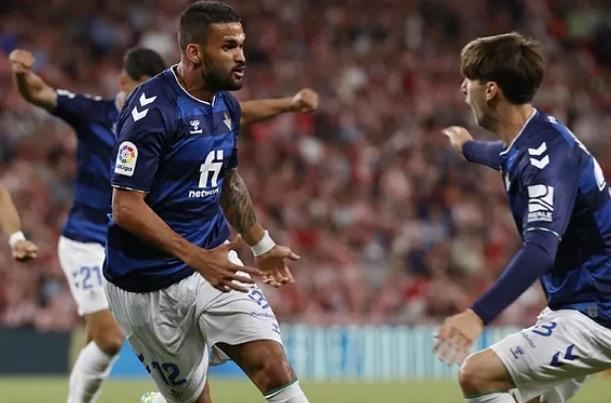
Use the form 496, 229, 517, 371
532, 321, 557, 337
151, 361, 187, 387
75, 266, 102, 290
248, 288, 270, 309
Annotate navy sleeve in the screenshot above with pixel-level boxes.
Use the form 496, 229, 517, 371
471, 230, 559, 324
51, 89, 110, 128
462, 140, 504, 171
223, 92, 241, 170
519, 140, 580, 240
111, 89, 169, 192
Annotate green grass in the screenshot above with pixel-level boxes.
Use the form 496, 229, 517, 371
0, 376, 610, 402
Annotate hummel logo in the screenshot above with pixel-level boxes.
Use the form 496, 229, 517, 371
131, 92, 157, 122
139, 93, 157, 106
528, 142, 549, 169
223, 112, 232, 130
189, 119, 203, 134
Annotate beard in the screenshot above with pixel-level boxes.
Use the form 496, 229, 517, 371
201, 59, 243, 92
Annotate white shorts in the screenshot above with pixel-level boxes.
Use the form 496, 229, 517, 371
104, 251, 283, 403
58, 235, 108, 315
491, 308, 611, 403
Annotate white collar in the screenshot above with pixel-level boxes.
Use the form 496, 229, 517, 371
499, 108, 538, 156
170, 64, 216, 106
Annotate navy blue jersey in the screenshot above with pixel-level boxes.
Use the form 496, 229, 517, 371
103, 67, 240, 292
51, 89, 119, 244
500, 110, 611, 326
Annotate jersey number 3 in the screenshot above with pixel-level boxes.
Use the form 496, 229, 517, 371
199, 150, 224, 188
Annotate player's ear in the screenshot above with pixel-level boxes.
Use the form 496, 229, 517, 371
184, 43, 202, 65
485, 81, 500, 102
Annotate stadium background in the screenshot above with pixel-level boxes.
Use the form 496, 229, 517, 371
1, 0, 610, 402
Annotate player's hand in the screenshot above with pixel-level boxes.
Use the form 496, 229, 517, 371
255, 245, 299, 287
190, 235, 263, 293
290, 88, 319, 113
9, 49, 35, 74
12, 239, 38, 262
442, 126, 473, 153
433, 309, 484, 365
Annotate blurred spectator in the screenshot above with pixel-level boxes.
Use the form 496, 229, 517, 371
0, 0, 610, 331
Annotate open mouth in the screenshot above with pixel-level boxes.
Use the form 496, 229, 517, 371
232, 67, 245, 79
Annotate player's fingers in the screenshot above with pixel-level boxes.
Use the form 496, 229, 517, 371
232, 263, 262, 277
224, 280, 250, 293
287, 250, 300, 261
229, 274, 255, 284
225, 234, 242, 250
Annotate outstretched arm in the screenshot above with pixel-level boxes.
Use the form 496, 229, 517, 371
239, 88, 318, 126
9, 49, 57, 111
0, 182, 37, 261
220, 169, 299, 286
442, 126, 504, 171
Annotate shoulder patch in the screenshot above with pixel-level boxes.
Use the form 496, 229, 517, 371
527, 184, 554, 223
115, 141, 138, 177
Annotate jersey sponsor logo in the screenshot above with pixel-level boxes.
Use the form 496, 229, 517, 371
189, 119, 203, 135
115, 141, 138, 176
131, 92, 157, 122
528, 142, 549, 169
527, 184, 554, 223
223, 112, 232, 130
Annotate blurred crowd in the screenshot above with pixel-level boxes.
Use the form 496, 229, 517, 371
0, 0, 610, 331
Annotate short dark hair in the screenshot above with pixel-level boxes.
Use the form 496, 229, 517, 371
460, 32, 545, 104
178, 1, 241, 50
123, 47, 166, 81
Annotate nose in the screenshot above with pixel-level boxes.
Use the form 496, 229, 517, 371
235, 47, 245, 64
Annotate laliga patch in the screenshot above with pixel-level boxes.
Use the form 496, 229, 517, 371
115, 141, 138, 176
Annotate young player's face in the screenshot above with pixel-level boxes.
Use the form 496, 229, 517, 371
200, 22, 246, 91
461, 77, 490, 128
119, 70, 139, 95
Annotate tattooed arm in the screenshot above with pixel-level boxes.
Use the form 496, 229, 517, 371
220, 168, 266, 245
220, 169, 299, 286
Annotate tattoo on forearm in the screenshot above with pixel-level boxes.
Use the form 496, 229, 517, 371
220, 170, 257, 233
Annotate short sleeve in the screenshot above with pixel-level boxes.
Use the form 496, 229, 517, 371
519, 140, 580, 240
223, 92, 241, 170
111, 91, 169, 193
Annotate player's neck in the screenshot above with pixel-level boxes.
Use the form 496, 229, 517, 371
175, 62, 215, 103
492, 104, 536, 146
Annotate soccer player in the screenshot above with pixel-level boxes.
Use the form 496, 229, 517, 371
104, 2, 310, 403
436, 32, 611, 403
10, 46, 167, 403
0, 180, 38, 261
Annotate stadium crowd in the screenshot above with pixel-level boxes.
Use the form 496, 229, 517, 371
0, 0, 610, 331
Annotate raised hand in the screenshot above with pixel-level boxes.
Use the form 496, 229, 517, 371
442, 126, 474, 153
290, 88, 319, 113
9, 49, 34, 73
12, 239, 38, 262
256, 244, 299, 287
188, 235, 262, 293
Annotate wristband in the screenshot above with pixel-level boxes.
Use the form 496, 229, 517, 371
250, 231, 276, 257
8, 231, 26, 248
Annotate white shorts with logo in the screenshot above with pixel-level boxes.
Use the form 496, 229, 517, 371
58, 235, 108, 315
104, 250, 283, 403
491, 308, 611, 403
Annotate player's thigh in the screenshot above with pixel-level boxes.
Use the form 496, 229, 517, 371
200, 253, 284, 366
491, 309, 611, 402
460, 348, 515, 394
105, 277, 210, 403
58, 236, 108, 315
